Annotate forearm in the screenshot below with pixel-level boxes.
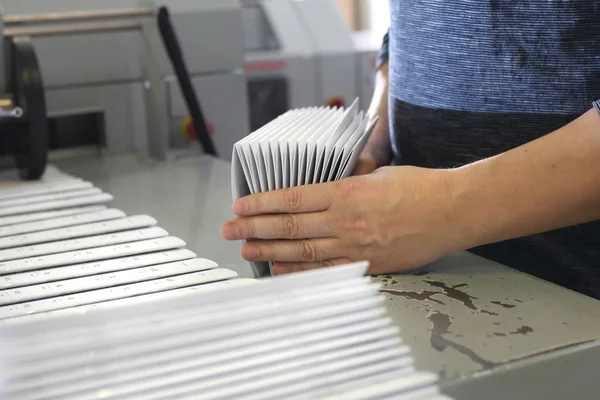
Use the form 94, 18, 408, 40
451, 108, 600, 249
363, 63, 392, 168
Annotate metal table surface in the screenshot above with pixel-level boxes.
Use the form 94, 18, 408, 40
56, 154, 600, 399
56, 153, 253, 279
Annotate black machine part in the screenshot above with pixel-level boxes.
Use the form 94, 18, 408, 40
5, 36, 49, 180
156, 7, 217, 157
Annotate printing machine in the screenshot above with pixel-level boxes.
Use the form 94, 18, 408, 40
0, 0, 250, 165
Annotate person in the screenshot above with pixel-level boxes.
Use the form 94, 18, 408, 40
222, 1, 600, 300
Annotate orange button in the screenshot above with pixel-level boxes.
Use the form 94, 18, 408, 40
182, 116, 215, 140
326, 96, 345, 108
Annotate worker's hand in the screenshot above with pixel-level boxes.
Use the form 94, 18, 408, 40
221, 166, 467, 275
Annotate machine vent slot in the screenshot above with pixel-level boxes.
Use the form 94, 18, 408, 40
47, 111, 105, 156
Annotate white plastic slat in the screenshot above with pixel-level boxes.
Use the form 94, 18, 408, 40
0, 205, 107, 227
7, 292, 384, 369
0, 258, 218, 306
0, 208, 125, 238
0, 193, 113, 217
286, 370, 417, 400
0, 268, 237, 320
7, 308, 389, 393
5, 277, 374, 355
4, 298, 391, 397
0, 180, 93, 201
0, 236, 185, 275
0, 187, 102, 207
0, 215, 157, 249
0, 279, 258, 326
0, 249, 196, 289
141, 347, 409, 400
0, 166, 79, 187
249, 359, 415, 400
11, 276, 376, 351
0, 226, 167, 263
15, 335, 405, 400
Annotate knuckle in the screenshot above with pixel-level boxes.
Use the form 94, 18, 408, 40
297, 239, 318, 262
283, 188, 303, 211
278, 214, 301, 238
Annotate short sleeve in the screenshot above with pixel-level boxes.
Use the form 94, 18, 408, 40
376, 30, 390, 71
593, 100, 600, 116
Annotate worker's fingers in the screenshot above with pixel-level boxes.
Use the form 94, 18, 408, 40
272, 258, 355, 275
241, 238, 345, 263
222, 212, 332, 240
232, 184, 338, 216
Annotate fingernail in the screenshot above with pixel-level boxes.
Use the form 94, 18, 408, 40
243, 245, 260, 260
232, 199, 247, 215
221, 223, 239, 240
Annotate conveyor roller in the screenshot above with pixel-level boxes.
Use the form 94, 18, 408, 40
0, 35, 48, 180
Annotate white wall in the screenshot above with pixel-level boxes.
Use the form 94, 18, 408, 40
334, 0, 390, 35
369, 0, 390, 38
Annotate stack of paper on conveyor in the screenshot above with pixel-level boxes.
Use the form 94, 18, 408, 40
232, 98, 376, 277
0, 263, 451, 400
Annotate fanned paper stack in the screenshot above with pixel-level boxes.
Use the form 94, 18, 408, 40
232, 98, 376, 198
232, 98, 377, 277
0, 262, 451, 400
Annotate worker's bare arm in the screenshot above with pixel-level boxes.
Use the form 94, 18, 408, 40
352, 62, 393, 175
450, 107, 600, 250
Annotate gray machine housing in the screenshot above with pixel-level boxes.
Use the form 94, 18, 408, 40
0, 0, 250, 161
242, 0, 380, 131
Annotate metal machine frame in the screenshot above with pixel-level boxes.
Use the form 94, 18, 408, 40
0, 7, 159, 179
0, 13, 51, 180
0, 1, 250, 177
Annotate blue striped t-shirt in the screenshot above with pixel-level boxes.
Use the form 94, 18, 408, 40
378, 0, 600, 299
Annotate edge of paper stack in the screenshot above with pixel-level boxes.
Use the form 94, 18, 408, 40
0, 262, 451, 400
0, 165, 247, 325
231, 98, 377, 277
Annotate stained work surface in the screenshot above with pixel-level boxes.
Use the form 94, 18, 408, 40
373, 252, 600, 382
